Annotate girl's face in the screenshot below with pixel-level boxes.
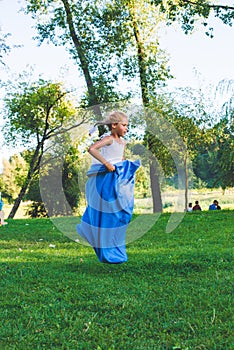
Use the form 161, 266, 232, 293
113, 118, 128, 137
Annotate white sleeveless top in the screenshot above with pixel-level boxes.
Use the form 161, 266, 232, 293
91, 137, 125, 165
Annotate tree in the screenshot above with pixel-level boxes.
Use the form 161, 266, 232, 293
89, 0, 234, 211
127, 1, 172, 212
1, 77, 86, 218
23, 0, 130, 124
194, 119, 234, 191
191, 78, 234, 191
26, 147, 81, 217
171, 114, 204, 210
92, 0, 172, 211
144, 87, 215, 211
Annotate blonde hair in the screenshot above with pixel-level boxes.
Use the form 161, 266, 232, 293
89, 111, 128, 134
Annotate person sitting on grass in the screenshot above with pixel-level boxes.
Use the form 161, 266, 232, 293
192, 200, 202, 211
209, 200, 221, 210
215, 200, 221, 210
187, 203, 193, 212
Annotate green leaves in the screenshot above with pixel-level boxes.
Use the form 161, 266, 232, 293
2, 79, 76, 146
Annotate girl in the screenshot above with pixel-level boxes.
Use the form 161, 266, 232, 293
76, 111, 140, 264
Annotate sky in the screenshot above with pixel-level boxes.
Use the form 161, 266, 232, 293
160, 15, 234, 89
0, 0, 234, 166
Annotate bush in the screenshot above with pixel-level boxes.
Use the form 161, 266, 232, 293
26, 201, 48, 218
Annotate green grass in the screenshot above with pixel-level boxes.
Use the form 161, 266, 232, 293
0, 211, 233, 350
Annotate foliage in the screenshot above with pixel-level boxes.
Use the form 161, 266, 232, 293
151, 0, 234, 35
134, 166, 150, 198
22, 0, 234, 106
62, 145, 81, 212
95, 0, 172, 97
0, 210, 233, 349
1, 76, 85, 218
24, 0, 132, 106
1, 143, 83, 218
29, 143, 82, 217
26, 201, 48, 218
215, 78, 234, 126
1, 154, 28, 202
146, 94, 204, 171
21, 0, 234, 216
142, 89, 215, 209
194, 119, 234, 190
22, 0, 174, 110
187, 79, 234, 189
2, 78, 77, 146
0, 32, 11, 66
124, 142, 150, 198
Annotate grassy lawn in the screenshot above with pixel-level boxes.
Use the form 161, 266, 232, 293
0, 211, 233, 349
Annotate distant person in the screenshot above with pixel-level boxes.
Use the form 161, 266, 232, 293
209, 200, 221, 210
215, 200, 221, 210
0, 196, 7, 226
209, 200, 217, 210
193, 200, 202, 211
187, 203, 193, 212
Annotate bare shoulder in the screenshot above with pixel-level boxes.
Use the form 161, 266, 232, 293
100, 135, 114, 145
89, 135, 113, 151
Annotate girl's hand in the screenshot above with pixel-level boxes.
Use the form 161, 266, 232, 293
104, 162, 115, 172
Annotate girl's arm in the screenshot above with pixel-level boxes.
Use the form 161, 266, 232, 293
88, 136, 115, 172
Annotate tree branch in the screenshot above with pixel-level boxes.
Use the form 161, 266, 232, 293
184, 0, 234, 11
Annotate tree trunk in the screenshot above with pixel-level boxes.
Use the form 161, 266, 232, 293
62, 0, 99, 108
150, 161, 163, 212
62, 0, 104, 134
184, 153, 189, 212
8, 144, 41, 219
8, 182, 30, 219
132, 17, 163, 212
